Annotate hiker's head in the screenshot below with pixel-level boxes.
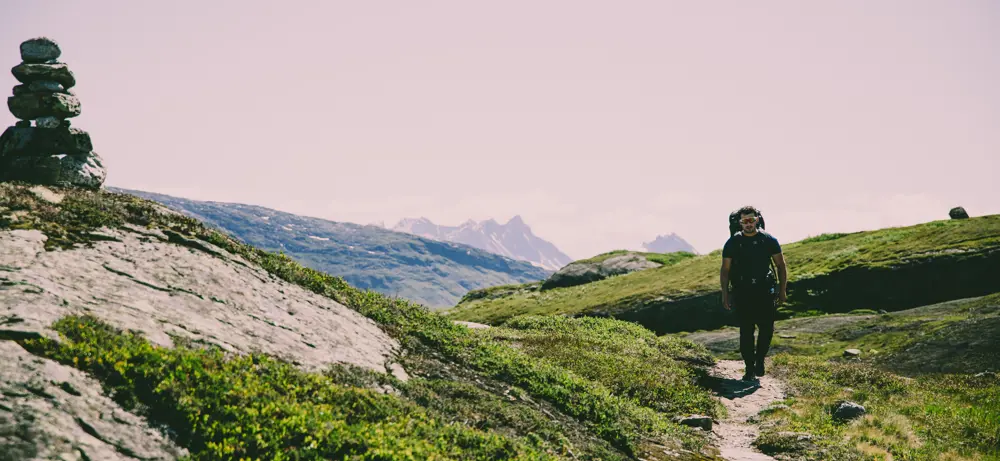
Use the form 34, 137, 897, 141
737, 205, 760, 235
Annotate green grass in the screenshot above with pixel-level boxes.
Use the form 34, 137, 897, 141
760, 356, 1000, 461
0, 183, 722, 460
746, 293, 1000, 460
445, 215, 1000, 325
19, 315, 552, 461
479, 316, 722, 420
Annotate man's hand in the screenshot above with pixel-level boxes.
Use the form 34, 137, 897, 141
778, 290, 787, 305
720, 257, 732, 310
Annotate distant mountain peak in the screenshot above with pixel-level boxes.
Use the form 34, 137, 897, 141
507, 215, 526, 227
392, 216, 572, 271
642, 233, 697, 254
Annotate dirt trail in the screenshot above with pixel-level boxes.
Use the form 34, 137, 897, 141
708, 360, 786, 461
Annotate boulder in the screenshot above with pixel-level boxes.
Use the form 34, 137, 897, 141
0, 126, 93, 157
672, 414, 712, 431
7, 92, 81, 120
755, 431, 816, 455
832, 400, 866, 421
19, 37, 61, 63
2, 151, 106, 189
843, 349, 861, 358
11, 62, 76, 89
949, 207, 969, 219
542, 252, 660, 289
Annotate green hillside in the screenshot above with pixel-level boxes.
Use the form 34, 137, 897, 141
568, 249, 698, 267
0, 182, 726, 460
446, 215, 1000, 333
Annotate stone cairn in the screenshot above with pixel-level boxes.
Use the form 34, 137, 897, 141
0, 37, 106, 189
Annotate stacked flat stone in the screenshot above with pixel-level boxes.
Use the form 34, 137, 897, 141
0, 37, 106, 189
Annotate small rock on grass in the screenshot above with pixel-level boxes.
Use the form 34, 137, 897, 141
673, 414, 712, 431
832, 400, 866, 421
755, 431, 816, 455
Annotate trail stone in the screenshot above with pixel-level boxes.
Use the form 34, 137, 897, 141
8, 92, 81, 120
843, 348, 861, 357
832, 400, 866, 421
11, 63, 76, 89
949, 207, 969, 219
20, 37, 61, 63
673, 414, 713, 431
755, 431, 815, 455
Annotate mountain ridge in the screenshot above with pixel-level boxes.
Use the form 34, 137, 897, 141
641, 232, 697, 254
392, 215, 573, 271
108, 187, 551, 308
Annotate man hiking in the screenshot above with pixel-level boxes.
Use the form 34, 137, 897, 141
720, 205, 788, 381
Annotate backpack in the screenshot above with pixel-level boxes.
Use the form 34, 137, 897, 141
727, 209, 778, 295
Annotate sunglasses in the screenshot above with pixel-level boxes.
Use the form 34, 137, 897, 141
740, 217, 758, 224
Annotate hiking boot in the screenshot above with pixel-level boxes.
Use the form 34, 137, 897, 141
741, 370, 756, 381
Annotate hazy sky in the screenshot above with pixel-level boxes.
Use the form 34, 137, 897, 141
3, 1, 998, 259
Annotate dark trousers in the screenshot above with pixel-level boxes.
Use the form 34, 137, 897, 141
733, 289, 777, 368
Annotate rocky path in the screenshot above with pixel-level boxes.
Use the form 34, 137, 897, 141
708, 360, 786, 461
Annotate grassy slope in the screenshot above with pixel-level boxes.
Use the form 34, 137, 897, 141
566, 249, 698, 267
685, 294, 1000, 460
0, 182, 724, 460
446, 216, 1000, 325
458, 250, 696, 305
112, 187, 551, 309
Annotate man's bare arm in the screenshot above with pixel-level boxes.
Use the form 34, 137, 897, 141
720, 257, 732, 309
772, 253, 787, 302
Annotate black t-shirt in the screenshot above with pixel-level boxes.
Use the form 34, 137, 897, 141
722, 231, 781, 292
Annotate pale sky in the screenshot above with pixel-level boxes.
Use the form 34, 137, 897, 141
3, 1, 998, 259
